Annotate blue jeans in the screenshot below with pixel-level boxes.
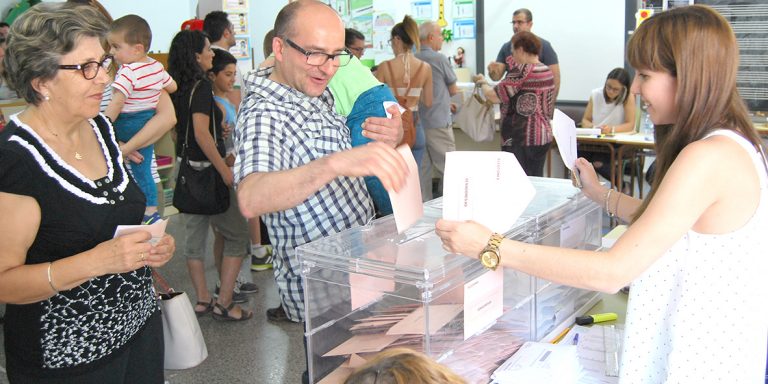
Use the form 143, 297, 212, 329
347, 84, 397, 216
412, 113, 426, 170
114, 109, 157, 207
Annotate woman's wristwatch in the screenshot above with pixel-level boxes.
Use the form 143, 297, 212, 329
479, 233, 504, 270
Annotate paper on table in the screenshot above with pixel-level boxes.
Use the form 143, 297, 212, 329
323, 334, 402, 357
442, 151, 535, 233
552, 109, 579, 171
388, 145, 423, 233
492, 341, 582, 384
113, 219, 168, 245
386, 304, 463, 336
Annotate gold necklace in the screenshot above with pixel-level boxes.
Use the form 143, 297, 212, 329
43, 125, 84, 160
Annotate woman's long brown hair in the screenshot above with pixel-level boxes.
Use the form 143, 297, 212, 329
627, 5, 764, 221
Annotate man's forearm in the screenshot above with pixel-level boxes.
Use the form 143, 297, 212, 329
237, 157, 336, 218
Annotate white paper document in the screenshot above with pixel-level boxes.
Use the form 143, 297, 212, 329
443, 151, 535, 233
552, 109, 579, 171
492, 341, 582, 384
387, 145, 424, 233
113, 219, 168, 245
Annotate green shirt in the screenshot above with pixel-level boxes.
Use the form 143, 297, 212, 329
328, 56, 382, 116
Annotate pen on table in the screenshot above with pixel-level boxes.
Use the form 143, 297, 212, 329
575, 312, 618, 325
572, 333, 579, 345
550, 326, 571, 344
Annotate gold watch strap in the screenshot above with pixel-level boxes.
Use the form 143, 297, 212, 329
488, 233, 503, 250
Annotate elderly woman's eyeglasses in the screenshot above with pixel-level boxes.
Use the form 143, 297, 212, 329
283, 38, 351, 67
58, 55, 113, 80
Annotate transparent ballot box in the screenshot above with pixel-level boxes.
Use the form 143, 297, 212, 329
298, 177, 602, 383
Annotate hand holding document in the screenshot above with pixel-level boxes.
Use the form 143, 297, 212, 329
387, 145, 423, 233
113, 219, 168, 245
552, 109, 579, 172
443, 151, 535, 233
552, 109, 582, 188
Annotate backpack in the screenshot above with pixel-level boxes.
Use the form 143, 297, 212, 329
382, 59, 426, 147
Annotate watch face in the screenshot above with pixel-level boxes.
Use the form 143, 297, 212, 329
481, 250, 499, 270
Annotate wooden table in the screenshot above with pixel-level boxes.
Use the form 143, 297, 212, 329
576, 133, 655, 197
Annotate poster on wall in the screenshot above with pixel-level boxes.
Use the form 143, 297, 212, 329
329, 0, 349, 16
452, 19, 475, 40
453, 0, 474, 19
411, 0, 432, 21
230, 37, 251, 59
348, 0, 374, 47
372, 11, 396, 61
227, 12, 249, 35
222, 0, 248, 11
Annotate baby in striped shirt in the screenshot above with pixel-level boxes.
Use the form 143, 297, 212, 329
105, 14, 177, 224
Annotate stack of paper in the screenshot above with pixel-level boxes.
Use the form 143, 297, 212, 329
576, 128, 602, 136
491, 341, 582, 384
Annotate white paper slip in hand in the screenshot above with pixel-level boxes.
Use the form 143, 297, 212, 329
552, 109, 579, 172
388, 145, 423, 233
113, 219, 168, 245
442, 151, 535, 234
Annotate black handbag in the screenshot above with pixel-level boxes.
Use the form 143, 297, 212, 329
172, 81, 230, 215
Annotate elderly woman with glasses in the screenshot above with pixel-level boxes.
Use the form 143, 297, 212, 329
0, 3, 175, 383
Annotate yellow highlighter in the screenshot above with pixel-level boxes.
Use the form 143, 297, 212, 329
575, 312, 618, 325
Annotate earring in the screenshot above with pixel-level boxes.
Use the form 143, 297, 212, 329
44, 94, 50, 101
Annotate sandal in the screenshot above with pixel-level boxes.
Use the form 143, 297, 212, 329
194, 299, 214, 317
212, 302, 253, 322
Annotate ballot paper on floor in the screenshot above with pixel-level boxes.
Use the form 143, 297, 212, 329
491, 341, 582, 384
442, 151, 535, 233
552, 109, 579, 172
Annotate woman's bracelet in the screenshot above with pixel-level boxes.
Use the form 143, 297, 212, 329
47, 262, 59, 293
614, 191, 622, 217
604, 188, 614, 217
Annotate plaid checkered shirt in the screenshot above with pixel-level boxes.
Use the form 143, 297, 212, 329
234, 67, 374, 322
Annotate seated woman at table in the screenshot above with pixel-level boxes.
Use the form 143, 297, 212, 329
580, 68, 636, 183
437, 5, 767, 383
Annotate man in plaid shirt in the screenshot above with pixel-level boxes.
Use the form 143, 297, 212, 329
234, 0, 407, 324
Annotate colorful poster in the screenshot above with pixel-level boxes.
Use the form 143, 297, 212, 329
329, 0, 348, 16
348, 0, 373, 46
452, 19, 475, 40
411, 0, 432, 21
222, 0, 248, 12
453, 0, 474, 19
226, 12, 248, 35
231, 37, 251, 59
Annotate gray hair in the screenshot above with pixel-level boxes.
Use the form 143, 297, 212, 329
3, 3, 109, 105
513, 8, 533, 22
418, 21, 437, 41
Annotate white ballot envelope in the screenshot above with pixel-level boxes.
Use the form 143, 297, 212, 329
388, 145, 424, 233
113, 219, 168, 245
552, 109, 578, 172
442, 151, 536, 233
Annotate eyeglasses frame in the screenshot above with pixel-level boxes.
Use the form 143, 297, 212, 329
58, 55, 114, 80
283, 38, 351, 67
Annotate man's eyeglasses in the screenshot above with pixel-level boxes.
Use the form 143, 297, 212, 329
284, 38, 351, 67
58, 55, 113, 80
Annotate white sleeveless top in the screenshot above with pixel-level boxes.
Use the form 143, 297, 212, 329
620, 130, 768, 383
591, 87, 625, 127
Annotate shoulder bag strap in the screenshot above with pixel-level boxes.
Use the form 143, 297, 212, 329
181, 80, 203, 161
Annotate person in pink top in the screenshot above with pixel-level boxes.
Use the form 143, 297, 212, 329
105, 14, 177, 224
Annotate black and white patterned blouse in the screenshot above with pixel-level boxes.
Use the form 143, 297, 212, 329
0, 114, 157, 377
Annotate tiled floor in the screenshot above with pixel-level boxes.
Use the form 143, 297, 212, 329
0, 214, 307, 384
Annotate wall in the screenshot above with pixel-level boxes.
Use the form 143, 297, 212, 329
483, 0, 626, 102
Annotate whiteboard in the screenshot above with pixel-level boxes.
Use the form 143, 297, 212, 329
482, 0, 626, 101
